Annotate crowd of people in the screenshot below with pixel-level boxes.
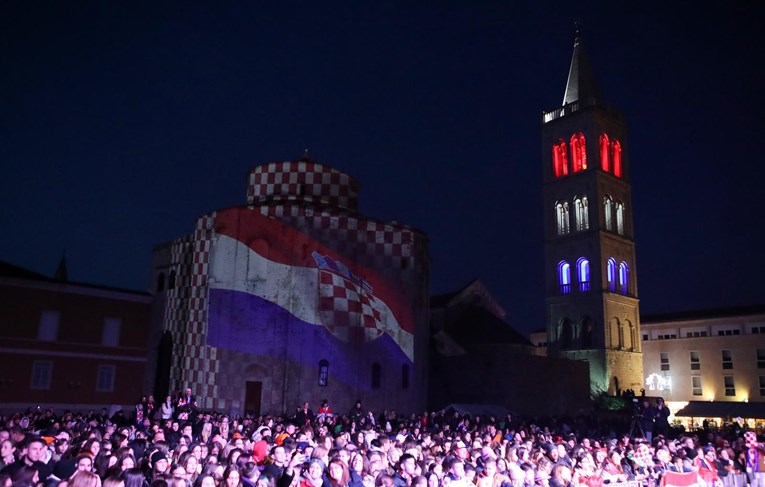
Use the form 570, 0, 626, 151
0, 393, 762, 487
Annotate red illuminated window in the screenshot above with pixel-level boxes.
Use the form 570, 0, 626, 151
600, 134, 610, 173
612, 140, 622, 178
571, 133, 587, 172
552, 140, 569, 178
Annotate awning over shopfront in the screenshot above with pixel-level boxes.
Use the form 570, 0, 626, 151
675, 401, 765, 419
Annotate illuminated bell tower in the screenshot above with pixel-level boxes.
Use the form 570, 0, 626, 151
542, 33, 643, 395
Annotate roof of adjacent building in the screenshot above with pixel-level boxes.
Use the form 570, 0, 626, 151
675, 401, 765, 419
642, 304, 765, 324
0, 260, 151, 297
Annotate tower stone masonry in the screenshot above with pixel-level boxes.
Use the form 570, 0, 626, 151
542, 34, 644, 395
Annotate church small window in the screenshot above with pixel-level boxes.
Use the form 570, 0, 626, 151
574, 196, 589, 231
156, 272, 166, 292
553, 140, 569, 178
616, 202, 625, 235
600, 134, 610, 173
604, 196, 613, 231
577, 257, 590, 292
619, 261, 629, 294
371, 363, 381, 389
558, 261, 571, 294
318, 359, 329, 386
612, 140, 623, 178
607, 258, 617, 292
556, 201, 570, 235
571, 133, 587, 172
168, 270, 177, 290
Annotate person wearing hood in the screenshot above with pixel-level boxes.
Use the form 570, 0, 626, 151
301, 459, 326, 487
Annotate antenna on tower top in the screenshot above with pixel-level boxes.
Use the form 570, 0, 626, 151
574, 19, 582, 43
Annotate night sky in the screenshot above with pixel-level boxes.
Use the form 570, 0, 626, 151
2, 2, 763, 334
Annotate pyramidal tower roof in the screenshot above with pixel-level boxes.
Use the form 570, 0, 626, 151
562, 29, 600, 106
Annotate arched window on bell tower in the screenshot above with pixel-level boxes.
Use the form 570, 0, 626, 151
600, 133, 610, 173
577, 257, 590, 292
612, 140, 623, 178
558, 261, 571, 294
553, 139, 569, 177
607, 258, 617, 292
616, 202, 625, 235
571, 133, 587, 172
604, 195, 613, 231
574, 196, 589, 231
619, 261, 630, 295
555, 201, 570, 235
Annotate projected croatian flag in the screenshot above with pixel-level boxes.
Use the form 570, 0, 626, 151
205, 207, 414, 368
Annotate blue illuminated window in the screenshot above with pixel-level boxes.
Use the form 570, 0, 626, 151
607, 258, 617, 292
558, 261, 571, 294
577, 258, 590, 292
318, 359, 329, 386
619, 262, 629, 294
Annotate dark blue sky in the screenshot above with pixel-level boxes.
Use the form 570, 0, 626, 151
2, 2, 763, 334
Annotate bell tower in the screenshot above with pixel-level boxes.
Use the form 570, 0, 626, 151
542, 32, 643, 395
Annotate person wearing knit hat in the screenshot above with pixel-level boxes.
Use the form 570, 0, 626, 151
300, 459, 325, 487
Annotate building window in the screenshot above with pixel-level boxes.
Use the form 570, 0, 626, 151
642, 334, 648, 341
102, 317, 121, 347
718, 329, 741, 336
752, 326, 765, 334
616, 202, 625, 235
577, 257, 590, 292
402, 364, 410, 389
686, 331, 707, 337
553, 140, 569, 177
660, 352, 670, 371
612, 140, 623, 178
156, 272, 166, 292
318, 360, 329, 386
722, 350, 733, 369
600, 133, 610, 173
604, 196, 613, 231
760, 376, 765, 396
724, 375, 735, 396
658, 333, 677, 340
607, 258, 617, 292
371, 363, 381, 389
31, 361, 53, 390
690, 351, 700, 370
571, 133, 587, 172
619, 262, 630, 295
574, 196, 589, 231
692, 376, 702, 396
558, 261, 571, 294
96, 365, 115, 392
556, 202, 570, 235
758, 350, 765, 369
38, 311, 60, 341
169, 270, 177, 290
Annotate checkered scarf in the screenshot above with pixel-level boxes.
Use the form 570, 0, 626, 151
746, 432, 759, 473
632, 443, 654, 468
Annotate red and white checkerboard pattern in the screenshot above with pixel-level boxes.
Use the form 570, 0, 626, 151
746, 431, 758, 448
258, 205, 416, 273
319, 270, 384, 343
247, 160, 360, 211
162, 160, 428, 412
